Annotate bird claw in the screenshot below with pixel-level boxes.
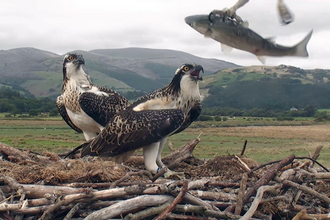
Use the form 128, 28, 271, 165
164, 169, 185, 180
210, 9, 244, 24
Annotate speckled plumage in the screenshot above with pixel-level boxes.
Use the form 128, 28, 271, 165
75, 63, 204, 173
56, 53, 130, 140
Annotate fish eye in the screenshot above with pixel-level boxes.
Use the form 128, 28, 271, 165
68, 55, 74, 61
183, 66, 190, 71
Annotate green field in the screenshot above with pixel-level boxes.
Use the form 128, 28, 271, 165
318, 109, 330, 113
0, 117, 329, 168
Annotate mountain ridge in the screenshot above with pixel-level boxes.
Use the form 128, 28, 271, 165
0, 47, 238, 97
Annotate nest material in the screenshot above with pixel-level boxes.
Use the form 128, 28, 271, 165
0, 140, 329, 220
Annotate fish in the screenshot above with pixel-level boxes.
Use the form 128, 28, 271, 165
185, 14, 312, 64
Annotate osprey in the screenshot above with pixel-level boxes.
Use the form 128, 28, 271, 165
56, 53, 130, 141
73, 63, 203, 174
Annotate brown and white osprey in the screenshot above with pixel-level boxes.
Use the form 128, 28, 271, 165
56, 53, 130, 141
74, 63, 203, 174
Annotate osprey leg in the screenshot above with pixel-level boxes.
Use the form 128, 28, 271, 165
156, 138, 167, 168
143, 142, 160, 174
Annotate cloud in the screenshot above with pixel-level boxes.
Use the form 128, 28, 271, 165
0, 0, 328, 69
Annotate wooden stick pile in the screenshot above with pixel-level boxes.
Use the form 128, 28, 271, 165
0, 140, 329, 220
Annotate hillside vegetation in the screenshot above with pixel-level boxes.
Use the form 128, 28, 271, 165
201, 65, 330, 113
0, 47, 237, 98
1, 47, 330, 120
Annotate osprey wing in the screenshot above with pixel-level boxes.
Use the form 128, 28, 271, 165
81, 108, 184, 157
173, 101, 202, 135
79, 88, 130, 127
56, 96, 83, 133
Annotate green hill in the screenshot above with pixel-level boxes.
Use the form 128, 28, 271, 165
0, 47, 238, 97
201, 65, 330, 111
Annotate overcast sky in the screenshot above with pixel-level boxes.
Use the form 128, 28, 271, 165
0, 0, 329, 69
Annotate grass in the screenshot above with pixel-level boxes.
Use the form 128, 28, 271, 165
318, 109, 330, 113
1, 118, 329, 167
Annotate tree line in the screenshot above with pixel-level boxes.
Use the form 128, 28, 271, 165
0, 87, 56, 116
1, 75, 330, 120
203, 77, 330, 111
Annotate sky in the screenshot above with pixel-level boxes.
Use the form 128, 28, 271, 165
0, 0, 329, 69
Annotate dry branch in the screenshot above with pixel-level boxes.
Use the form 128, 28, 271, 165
311, 146, 323, 167
1, 141, 330, 220
241, 184, 280, 220
235, 173, 247, 215
0, 142, 31, 161
240, 140, 248, 156
164, 137, 200, 169
155, 180, 189, 220
189, 190, 236, 202
276, 177, 330, 204
63, 202, 87, 220
243, 154, 295, 204
84, 195, 174, 220
38, 193, 92, 220
123, 202, 170, 220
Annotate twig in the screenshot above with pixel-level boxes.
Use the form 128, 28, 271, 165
63, 202, 87, 220
292, 209, 330, 220
166, 213, 215, 220
110, 170, 153, 188
240, 140, 248, 156
0, 142, 31, 161
207, 181, 240, 188
165, 137, 200, 169
310, 146, 323, 167
176, 205, 241, 219
0, 187, 6, 202
0, 175, 24, 196
183, 193, 218, 211
84, 195, 174, 220
235, 155, 251, 172
38, 193, 93, 220
154, 180, 189, 220
123, 202, 170, 220
187, 179, 209, 190
151, 168, 167, 182
276, 177, 330, 204
240, 184, 280, 220
295, 157, 329, 172
189, 190, 235, 202
243, 154, 295, 204
235, 173, 247, 215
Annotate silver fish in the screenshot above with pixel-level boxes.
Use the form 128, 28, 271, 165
185, 14, 312, 64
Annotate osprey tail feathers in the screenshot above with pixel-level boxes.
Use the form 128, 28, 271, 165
64, 141, 91, 159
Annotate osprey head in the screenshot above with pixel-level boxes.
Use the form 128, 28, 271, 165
62, 53, 85, 79
174, 63, 204, 82
170, 63, 203, 99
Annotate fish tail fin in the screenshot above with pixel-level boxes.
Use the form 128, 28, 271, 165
294, 30, 313, 57
64, 141, 91, 158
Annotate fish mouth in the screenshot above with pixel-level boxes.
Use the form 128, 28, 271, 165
190, 65, 204, 81
185, 15, 209, 26
184, 16, 195, 26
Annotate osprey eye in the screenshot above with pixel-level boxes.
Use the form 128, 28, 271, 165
183, 66, 190, 71
68, 56, 74, 61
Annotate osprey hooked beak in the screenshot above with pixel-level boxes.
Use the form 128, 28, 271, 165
190, 65, 204, 81
73, 54, 85, 66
